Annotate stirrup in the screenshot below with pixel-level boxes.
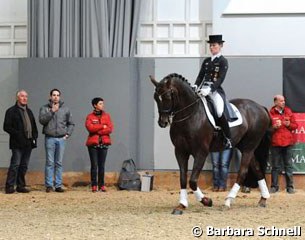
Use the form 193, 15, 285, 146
224, 138, 232, 149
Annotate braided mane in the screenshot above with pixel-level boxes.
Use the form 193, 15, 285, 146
163, 73, 191, 86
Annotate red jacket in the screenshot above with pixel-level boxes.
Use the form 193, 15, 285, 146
269, 106, 298, 147
85, 111, 113, 146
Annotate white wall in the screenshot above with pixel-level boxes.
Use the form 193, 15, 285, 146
213, 0, 305, 56
0, 0, 27, 22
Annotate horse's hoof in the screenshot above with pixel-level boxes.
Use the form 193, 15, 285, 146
172, 209, 183, 215
221, 205, 230, 211
201, 197, 213, 207
258, 198, 267, 207
224, 198, 232, 208
258, 201, 267, 208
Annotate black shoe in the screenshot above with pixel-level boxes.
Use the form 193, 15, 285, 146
5, 188, 15, 194
16, 187, 30, 193
270, 187, 278, 193
46, 187, 53, 193
287, 187, 295, 194
55, 187, 65, 193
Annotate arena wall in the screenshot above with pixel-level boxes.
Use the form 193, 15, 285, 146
0, 57, 297, 189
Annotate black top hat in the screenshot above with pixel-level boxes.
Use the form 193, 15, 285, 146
207, 35, 225, 43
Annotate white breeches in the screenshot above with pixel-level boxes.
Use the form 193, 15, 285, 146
210, 91, 224, 118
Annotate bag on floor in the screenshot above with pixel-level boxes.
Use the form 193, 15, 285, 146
118, 159, 141, 191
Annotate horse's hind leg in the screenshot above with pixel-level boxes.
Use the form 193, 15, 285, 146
249, 158, 270, 207
225, 152, 253, 208
189, 153, 212, 207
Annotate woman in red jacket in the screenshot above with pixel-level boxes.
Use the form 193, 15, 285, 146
85, 97, 114, 192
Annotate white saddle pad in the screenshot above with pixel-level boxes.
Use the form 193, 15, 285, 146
200, 97, 243, 130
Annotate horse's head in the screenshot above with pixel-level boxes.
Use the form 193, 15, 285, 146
150, 73, 196, 128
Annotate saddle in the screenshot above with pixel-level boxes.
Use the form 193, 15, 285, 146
201, 96, 242, 130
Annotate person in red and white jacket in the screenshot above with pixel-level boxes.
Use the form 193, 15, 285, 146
85, 97, 114, 193
269, 95, 298, 194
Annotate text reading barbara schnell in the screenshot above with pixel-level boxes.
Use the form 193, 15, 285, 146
192, 225, 302, 238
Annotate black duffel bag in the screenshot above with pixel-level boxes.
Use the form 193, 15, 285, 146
117, 159, 141, 191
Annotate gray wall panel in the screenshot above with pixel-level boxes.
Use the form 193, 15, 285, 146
0, 57, 283, 173
0, 60, 19, 168
18, 58, 154, 172
224, 58, 282, 109
136, 59, 155, 169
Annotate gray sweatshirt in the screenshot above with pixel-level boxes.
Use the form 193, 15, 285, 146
39, 100, 74, 137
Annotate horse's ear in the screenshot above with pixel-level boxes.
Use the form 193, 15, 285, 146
150, 75, 158, 87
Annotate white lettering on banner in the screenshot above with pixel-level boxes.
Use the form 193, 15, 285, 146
294, 126, 305, 134
291, 155, 305, 164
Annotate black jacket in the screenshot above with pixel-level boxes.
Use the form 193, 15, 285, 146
195, 55, 228, 96
3, 103, 38, 149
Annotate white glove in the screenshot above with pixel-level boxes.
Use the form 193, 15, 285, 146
197, 86, 211, 97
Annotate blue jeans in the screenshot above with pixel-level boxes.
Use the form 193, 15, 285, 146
45, 137, 66, 188
87, 146, 108, 187
271, 146, 294, 190
6, 148, 32, 189
211, 149, 232, 189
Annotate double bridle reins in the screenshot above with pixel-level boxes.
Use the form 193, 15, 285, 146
155, 88, 200, 123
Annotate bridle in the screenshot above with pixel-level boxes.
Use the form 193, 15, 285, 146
155, 87, 200, 123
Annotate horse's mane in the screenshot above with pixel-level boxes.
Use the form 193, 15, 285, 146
163, 73, 192, 87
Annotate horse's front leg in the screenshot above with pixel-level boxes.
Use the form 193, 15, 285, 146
172, 149, 189, 215
189, 152, 213, 207
225, 151, 252, 208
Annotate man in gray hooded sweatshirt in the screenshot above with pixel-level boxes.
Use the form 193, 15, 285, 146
39, 89, 74, 193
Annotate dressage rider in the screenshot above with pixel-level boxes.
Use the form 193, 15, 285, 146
193, 34, 232, 148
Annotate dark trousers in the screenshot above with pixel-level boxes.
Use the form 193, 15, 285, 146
6, 148, 32, 190
87, 146, 108, 187
271, 146, 294, 190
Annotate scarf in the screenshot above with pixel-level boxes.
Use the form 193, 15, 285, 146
18, 104, 32, 139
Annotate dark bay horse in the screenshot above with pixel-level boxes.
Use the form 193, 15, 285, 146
151, 73, 271, 214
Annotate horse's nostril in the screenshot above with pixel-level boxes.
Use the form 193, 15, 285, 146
158, 120, 168, 128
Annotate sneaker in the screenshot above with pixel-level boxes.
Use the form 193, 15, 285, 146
46, 187, 53, 193
16, 187, 30, 193
287, 187, 295, 194
55, 187, 65, 193
92, 186, 98, 192
100, 186, 107, 192
5, 188, 15, 194
269, 187, 278, 193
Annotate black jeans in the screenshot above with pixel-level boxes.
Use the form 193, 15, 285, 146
6, 148, 32, 189
270, 146, 294, 190
87, 146, 108, 187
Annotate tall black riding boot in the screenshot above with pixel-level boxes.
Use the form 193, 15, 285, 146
218, 114, 232, 148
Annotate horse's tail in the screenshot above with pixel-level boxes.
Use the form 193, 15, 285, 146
243, 108, 272, 188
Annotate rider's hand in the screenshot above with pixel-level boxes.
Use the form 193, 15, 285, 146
197, 86, 211, 97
